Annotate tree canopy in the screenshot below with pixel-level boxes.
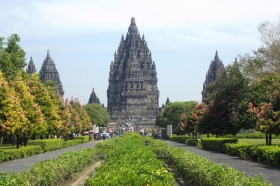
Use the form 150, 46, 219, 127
83, 103, 110, 127
155, 101, 197, 130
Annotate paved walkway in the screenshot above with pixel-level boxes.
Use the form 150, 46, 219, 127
1, 140, 280, 185
165, 140, 280, 185
0, 141, 99, 173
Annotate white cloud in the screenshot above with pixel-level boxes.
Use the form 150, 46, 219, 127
1, 0, 280, 105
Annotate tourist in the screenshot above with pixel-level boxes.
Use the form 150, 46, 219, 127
158, 130, 162, 139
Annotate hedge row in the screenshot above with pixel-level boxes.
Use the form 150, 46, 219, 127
74, 135, 89, 143
27, 139, 64, 152
200, 138, 238, 153
167, 135, 192, 143
0, 148, 98, 186
0, 137, 88, 163
0, 146, 43, 163
85, 133, 175, 186
149, 138, 271, 186
201, 133, 280, 139
225, 143, 280, 167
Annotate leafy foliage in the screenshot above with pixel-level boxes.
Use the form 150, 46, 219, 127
83, 103, 110, 127
156, 101, 197, 129
10, 75, 46, 137
199, 63, 247, 136
0, 34, 26, 81
0, 72, 26, 146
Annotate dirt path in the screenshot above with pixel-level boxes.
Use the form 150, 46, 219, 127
60, 161, 102, 186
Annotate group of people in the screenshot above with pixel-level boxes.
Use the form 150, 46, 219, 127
89, 131, 114, 141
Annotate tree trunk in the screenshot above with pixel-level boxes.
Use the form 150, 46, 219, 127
207, 133, 209, 138
216, 134, 218, 138
0, 137, 3, 147
16, 135, 22, 149
266, 133, 268, 146
269, 133, 272, 146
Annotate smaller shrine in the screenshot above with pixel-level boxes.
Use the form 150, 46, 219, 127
88, 87, 100, 104
26, 57, 37, 76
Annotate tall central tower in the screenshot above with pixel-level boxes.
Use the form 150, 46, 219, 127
107, 17, 159, 125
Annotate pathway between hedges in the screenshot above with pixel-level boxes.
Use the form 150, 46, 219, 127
165, 140, 280, 186
1, 140, 280, 185
0, 141, 99, 173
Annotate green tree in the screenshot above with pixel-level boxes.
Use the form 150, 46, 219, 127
0, 34, 26, 81
27, 74, 62, 137
156, 101, 197, 130
199, 62, 248, 137
60, 98, 73, 139
0, 72, 26, 146
83, 103, 110, 127
246, 74, 280, 145
10, 75, 46, 145
70, 98, 92, 133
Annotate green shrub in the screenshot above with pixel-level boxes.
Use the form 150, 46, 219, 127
0, 146, 43, 163
224, 143, 280, 167
150, 140, 271, 186
168, 135, 192, 143
28, 139, 64, 152
0, 148, 98, 186
75, 135, 89, 143
224, 142, 251, 157
200, 138, 238, 153
186, 139, 199, 146
85, 133, 175, 186
64, 139, 83, 148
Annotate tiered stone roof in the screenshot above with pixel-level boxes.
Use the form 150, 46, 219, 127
107, 17, 160, 125
39, 50, 64, 98
26, 57, 37, 75
88, 88, 100, 104
201, 51, 224, 101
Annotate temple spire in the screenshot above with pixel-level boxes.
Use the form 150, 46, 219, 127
39, 50, 64, 98
202, 51, 225, 101
128, 17, 138, 33
88, 87, 100, 104
214, 50, 219, 61
26, 56, 37, 75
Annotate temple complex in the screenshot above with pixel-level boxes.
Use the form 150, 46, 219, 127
88, 87, 100, 104
201, 51, 224, 101
107, 17, 160, 125
26, 57, 37, 76
39, 50, 65, 98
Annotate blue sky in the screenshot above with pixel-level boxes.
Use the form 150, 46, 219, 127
1, 0, 279, 106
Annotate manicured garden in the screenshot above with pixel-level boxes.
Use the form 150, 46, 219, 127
0, 136, 89, 163
0, 133, 272, 185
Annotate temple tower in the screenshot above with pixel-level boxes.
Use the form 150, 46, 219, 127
201, 51, 224, 101
107, 17, 160, 125
26, 57, 37, 75
88, 87, 100, 104
39, 50, 64, 98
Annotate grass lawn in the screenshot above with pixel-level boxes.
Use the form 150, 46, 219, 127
238, 138, 280, 145
0, 144, 17, 150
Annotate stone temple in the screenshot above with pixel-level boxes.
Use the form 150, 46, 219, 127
39, 50, 65, 98
201, 51, 224, 101
26, 57, 37, 75
88, 87, 100, 104
107, 17, 160, 125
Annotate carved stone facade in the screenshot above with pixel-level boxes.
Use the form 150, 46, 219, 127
26, 57, 37, 75
88, 88, 100, 104
39, 50, 65, 98
107, 17, 160, 125
201, 51, 224, 101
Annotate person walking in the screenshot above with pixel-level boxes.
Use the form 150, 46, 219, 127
158, 130, 162, 139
